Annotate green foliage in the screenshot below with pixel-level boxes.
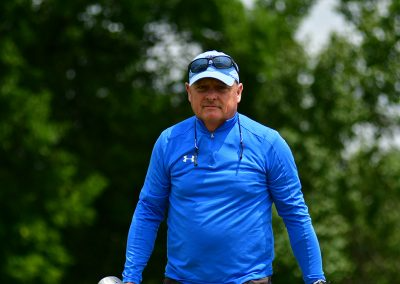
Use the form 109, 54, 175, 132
302, 1, 400, 282
0, 1, 107, 282
341, 148, 400, 283
1, 0, 399, 283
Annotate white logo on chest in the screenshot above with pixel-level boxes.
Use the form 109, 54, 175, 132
183, 155, 195, 163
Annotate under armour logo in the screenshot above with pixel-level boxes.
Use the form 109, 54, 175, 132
183, 155, 195, 163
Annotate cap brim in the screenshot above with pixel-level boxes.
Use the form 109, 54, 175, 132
189, 70, 235, 86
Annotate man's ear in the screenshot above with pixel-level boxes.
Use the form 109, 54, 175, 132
186, 82, 192, 102
236, 83, 243, 103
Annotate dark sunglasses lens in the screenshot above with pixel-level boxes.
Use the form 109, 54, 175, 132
190, 58, 209, 73
212, 56, 233, 69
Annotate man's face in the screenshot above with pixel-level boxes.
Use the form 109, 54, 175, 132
186, 78, 243, 131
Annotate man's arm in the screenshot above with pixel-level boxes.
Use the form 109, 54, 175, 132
122, 134, 170, 283
266, 135, 325, 284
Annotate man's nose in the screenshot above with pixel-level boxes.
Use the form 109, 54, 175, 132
204, 88, 218, 99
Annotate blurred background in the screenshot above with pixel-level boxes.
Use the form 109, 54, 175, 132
1, 0, 399, 283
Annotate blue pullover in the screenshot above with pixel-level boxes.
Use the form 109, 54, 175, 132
123, 113, 325, 284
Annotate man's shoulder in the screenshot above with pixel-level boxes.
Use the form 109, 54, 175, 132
160, 116, 195, 140
239, 114, 292, 157
239, 113, 280, 142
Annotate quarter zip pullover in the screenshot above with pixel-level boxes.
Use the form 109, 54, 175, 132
123, 113, 324, 284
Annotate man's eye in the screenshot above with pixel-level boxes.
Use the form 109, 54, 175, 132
217, 86, 229, 91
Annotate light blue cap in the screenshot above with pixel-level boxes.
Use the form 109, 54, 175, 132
188, 50, 239, 86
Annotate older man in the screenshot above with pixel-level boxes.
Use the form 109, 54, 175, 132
122, 50, 327, 284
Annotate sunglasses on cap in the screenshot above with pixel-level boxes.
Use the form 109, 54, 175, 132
188, 55, 239, 74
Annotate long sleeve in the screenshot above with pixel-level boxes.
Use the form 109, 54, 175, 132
122, 135, 170, 283
266, 135, 325, 284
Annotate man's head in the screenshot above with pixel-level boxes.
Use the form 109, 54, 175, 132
186, 50, 243, 131
188, 50, 239, 86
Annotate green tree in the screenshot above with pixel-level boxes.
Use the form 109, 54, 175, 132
316, 0, 400, 282
0, 31, 107, 283
286, 0, 400, 282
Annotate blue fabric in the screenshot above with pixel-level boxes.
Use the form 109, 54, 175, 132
123, 113, 325, 284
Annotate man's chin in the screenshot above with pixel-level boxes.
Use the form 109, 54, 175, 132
202, 115, 224, 124
202, 112, 222, 120
203, 106, 220, 111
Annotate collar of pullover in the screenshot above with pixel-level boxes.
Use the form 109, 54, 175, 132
195, 112, 239, 134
